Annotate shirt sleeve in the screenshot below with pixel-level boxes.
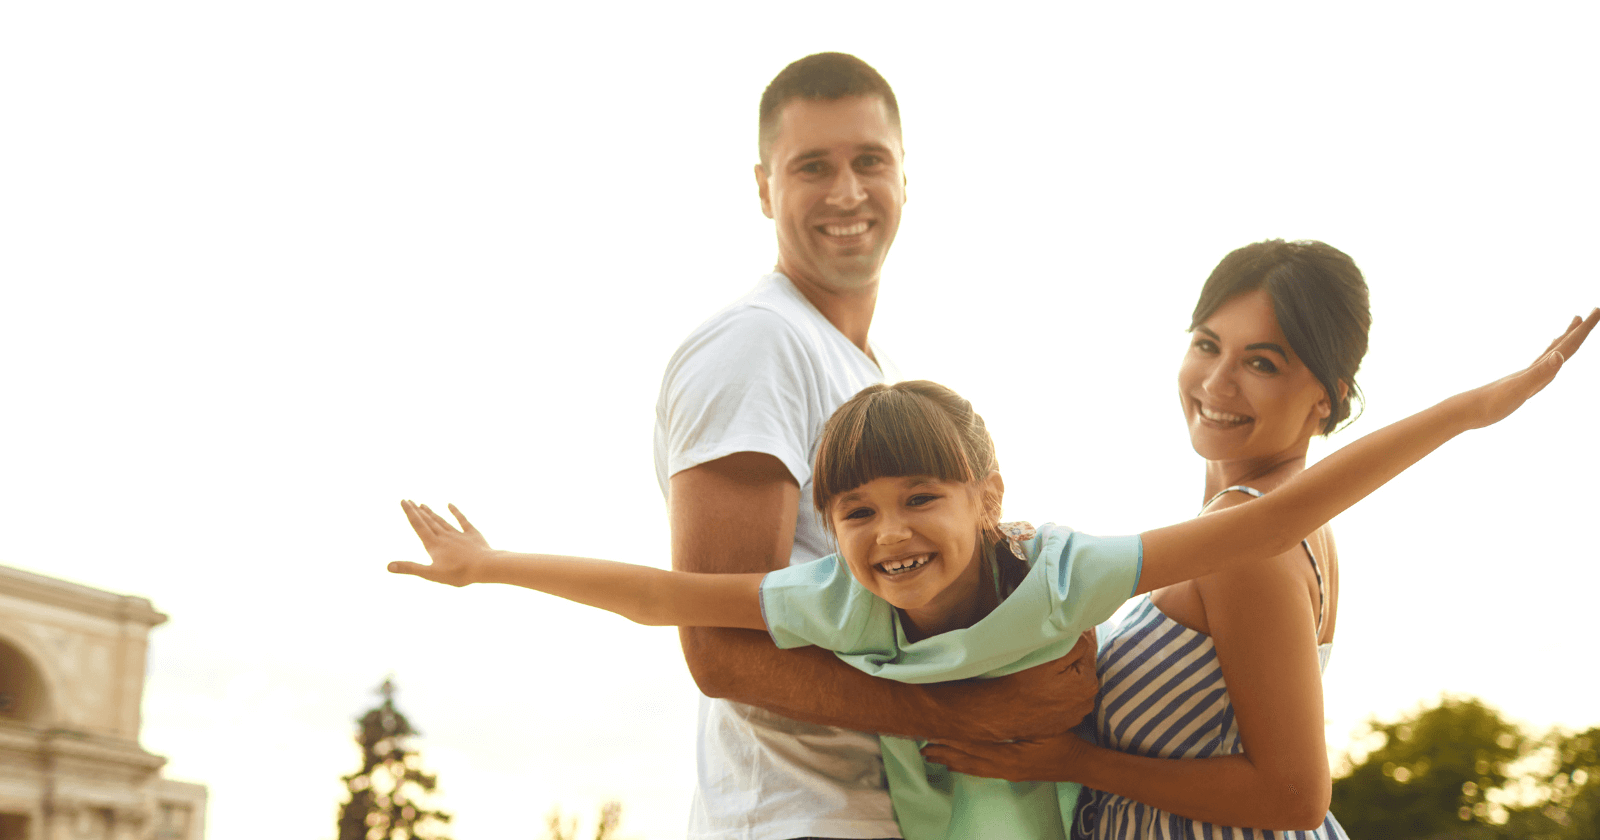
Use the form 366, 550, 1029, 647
759, 556, 896, 654
658, 306, 817, 485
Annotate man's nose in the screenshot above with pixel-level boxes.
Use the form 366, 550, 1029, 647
826, 167, 866, 209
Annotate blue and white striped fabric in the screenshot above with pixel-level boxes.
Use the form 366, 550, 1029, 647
1074, 487, 1349, 840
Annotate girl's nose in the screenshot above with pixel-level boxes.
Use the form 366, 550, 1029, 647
875, 514, 911, 545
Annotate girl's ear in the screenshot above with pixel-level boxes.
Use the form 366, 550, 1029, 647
981, 471, 1005, 528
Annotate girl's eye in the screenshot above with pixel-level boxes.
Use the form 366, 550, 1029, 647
843, 507, 873, 520
907, 494, 939, 507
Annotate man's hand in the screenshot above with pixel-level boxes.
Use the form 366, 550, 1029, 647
389, 500, 493, 587
927, 629, 1100, 742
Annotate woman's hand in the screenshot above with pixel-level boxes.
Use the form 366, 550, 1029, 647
1465, 308, 1598, 430
389, 500, 493, 587
922, 731, 1094, 784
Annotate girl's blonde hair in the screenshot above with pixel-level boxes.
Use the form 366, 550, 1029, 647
812, 380, 1003, 544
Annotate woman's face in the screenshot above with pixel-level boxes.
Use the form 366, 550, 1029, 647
1178, 288, 1333, 465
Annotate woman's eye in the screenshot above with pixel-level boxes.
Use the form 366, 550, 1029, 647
1248, 357, 1279, 374
1192, 338, 1218, 354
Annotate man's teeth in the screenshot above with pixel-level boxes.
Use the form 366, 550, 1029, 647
1199, 405, 1251, 425
879, 554, 932, 575
823, 221, 870, 237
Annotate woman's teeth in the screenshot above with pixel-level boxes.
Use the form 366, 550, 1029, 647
878, 554, 932, 575
1199, 404, 1251, 426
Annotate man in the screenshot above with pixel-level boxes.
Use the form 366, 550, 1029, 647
654, 53, 1097, 840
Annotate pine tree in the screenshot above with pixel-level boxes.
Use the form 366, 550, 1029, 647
337, 677, 452, 840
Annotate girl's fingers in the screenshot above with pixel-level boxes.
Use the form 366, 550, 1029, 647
419, 503, 458, 534
401, 500, 438, 537
448, 503, 478, 534
387, 560, 434, 580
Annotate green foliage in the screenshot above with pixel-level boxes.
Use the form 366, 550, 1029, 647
337, 677, 453, 840
1332, 695, 1527, 838
1333, 698, 1600, 840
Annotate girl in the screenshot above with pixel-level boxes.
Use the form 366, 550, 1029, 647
392, 307, 1594, 840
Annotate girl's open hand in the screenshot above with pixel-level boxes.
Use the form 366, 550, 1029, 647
389, 500, 492, 587
1467, 308, 1598, 429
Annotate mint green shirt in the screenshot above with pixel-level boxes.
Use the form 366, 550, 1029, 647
760, 523, 1143, 840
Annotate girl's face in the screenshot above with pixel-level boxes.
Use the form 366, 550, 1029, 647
1178, 288, 1333, 465
828, 473, 998, 639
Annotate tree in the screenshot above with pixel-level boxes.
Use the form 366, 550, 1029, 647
542, 800, 623, 840
337, 677, 452, 840
1331, 695, 1528, 838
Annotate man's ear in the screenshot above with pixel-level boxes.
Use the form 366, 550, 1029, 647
755, 164, 774, 219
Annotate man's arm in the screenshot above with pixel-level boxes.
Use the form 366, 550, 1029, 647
671, 451, 1098, 742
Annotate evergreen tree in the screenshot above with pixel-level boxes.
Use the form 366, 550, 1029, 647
337, 677, 452, 840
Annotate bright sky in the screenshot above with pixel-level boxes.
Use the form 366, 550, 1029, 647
3, 3, 1596, 839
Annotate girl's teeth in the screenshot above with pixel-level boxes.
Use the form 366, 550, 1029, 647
880, 554, 931, 574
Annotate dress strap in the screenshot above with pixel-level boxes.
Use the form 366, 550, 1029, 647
1200, 485, 1327, 636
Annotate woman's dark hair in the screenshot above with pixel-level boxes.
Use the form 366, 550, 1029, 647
812, 380, 1002, 544
1191, 240, 1372, 434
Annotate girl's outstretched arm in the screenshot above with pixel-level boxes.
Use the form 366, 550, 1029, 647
389, 500, 767, 630
1137, 308, 1597, 593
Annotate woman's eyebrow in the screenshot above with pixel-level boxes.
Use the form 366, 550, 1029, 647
1245, 341, 1290, 359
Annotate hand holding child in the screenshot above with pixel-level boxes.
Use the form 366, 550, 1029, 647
390, 500, 492, 587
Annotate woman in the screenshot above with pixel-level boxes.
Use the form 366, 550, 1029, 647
926, 239, 1377, 837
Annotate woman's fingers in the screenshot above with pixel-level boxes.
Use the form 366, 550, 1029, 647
1550, 308, 1599, 363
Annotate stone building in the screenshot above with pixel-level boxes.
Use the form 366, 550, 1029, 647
0, 564, 205, 840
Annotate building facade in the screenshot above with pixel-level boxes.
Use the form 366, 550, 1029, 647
0, 565, 205, 840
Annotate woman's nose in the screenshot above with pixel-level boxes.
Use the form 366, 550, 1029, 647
1201, 361, 1238, 397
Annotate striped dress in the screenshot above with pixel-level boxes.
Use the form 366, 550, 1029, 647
1074, 487, 1350, 840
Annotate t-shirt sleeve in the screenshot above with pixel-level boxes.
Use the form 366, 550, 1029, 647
759, 556, 895, 654
658, 307, 816, 485
1046, 531, 1143, 638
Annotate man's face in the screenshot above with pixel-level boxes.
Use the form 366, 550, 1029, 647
757, 96, 905, 299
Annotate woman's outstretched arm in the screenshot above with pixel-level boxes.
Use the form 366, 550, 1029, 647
1136, 309, 1596, 593
389, 500, 767, 630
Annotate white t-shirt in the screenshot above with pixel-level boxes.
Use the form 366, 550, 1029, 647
654, 272, 902, 840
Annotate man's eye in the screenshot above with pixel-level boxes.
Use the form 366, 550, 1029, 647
799, 161, 828, 175
856, 154, 883, 168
